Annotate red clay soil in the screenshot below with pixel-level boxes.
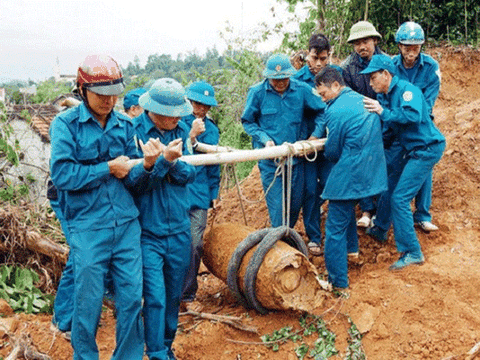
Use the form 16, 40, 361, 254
1, 46, 480, 360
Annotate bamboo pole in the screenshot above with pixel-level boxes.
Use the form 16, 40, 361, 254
128, 138, 326, 168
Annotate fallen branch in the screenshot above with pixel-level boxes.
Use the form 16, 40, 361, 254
466, 341, 480, 360
179, 309, 258, 334
25, 231, 69, 265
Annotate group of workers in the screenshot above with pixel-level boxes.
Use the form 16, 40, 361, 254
49, 55, 220, 359
47, 18, 444, 360
241, 20, 444, 289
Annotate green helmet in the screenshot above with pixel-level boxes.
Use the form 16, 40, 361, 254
347, 21, 382, 43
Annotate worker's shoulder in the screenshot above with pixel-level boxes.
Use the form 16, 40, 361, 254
114, 110, 134, 124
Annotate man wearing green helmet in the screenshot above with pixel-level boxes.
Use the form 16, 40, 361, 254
342, 21, 387, 229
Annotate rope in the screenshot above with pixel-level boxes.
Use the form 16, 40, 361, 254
226, 226, 308, 314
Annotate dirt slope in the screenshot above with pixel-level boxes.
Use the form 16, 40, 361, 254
1, 46, 479, 360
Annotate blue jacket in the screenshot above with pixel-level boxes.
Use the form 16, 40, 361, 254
393, 53, 440, 116
341, 47, 385, 99
241, 78, 326, 152
378, 76, 445, 152
182, 114, 221, 210
322, 87, 387, 200
131, 112, 196, 237
49, 103, 148, 231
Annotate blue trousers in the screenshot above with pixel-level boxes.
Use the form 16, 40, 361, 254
324, 200, 360, 289
51, 202, 116, 334
70, 220, 144, 360
50, 200, 74, 332
413, 170, 433, 222
182, 208, 208, 302
258, 159, 304, 229
142, 230, 192, 360
390, 142, 445, 254
302, 160, 322, 244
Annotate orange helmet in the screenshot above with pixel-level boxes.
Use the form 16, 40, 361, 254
76, 55, 125, 96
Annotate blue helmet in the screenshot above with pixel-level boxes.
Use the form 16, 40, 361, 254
138, 78, 193, 117
123, 88, 147, 111
263, 54, 297, 79
186, 81, 218, 107
395, 22, 425, 45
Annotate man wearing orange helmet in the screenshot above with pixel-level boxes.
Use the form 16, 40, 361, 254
50, 55, 157, 360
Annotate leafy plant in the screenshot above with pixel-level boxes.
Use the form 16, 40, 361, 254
345, 318, 366, 360
0, 265, 54, 314
260, 313, 338, 358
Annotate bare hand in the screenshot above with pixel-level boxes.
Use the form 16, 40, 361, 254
265, 140, 275, 147
212, 199, 221, 210
190, 118, 206, 142
363, 97, 384, 115
140, 138, 165, 170
108, 155, 131, 179
163, 139, 183, 162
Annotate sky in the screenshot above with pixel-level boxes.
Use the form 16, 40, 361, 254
0, 0, 304, 83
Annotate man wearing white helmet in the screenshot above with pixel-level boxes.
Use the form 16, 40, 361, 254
131, 78, 196, 360
50, 54, 152, 360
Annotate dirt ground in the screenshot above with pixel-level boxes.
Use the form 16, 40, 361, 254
1, 46, 480, 360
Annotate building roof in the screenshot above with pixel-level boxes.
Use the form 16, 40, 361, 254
8, 104, 59, 143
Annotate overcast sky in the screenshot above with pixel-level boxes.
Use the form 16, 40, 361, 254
0, 0, 302, 82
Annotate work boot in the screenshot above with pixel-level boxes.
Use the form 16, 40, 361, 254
366, 225, 387, 243
389, 252, 425, 271
415, 221, 439, 232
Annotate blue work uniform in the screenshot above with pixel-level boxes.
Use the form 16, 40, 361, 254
341, 47, 386, 215
50, 103, 147, 360
292, 65, 340, 245
241, 78, 326, 229
47, 181, 74, 333
376, 76, 445, 256
394, 53, 441, 223
181, 114, 220, 302
130, 112, 195, 360
321, 87, 387, 288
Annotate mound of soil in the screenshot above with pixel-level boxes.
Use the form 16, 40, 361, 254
1, 46, 479, 360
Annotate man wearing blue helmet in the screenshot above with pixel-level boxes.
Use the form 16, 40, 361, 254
241, 53, 326, 234
395, 21, 441, 232
180, 81, 221, 311
123, 87, 147, 118
131, 78, 196, 360
362, 54, 445, 270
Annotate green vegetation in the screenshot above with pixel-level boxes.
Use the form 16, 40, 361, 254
261, 313, 339, 358
0, 265, 54, 314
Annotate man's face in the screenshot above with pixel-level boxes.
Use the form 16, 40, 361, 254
127, 105, 144, 118
86, 90, 117, 119
269, 78, 290, 94
398, 44, 422, 68
307, 49, 329, 75
148, 112, 180, 131
352, 37, 377, 60
191, 100, 211, 119
316, 82, 340, 102
369, 70, 390, 94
